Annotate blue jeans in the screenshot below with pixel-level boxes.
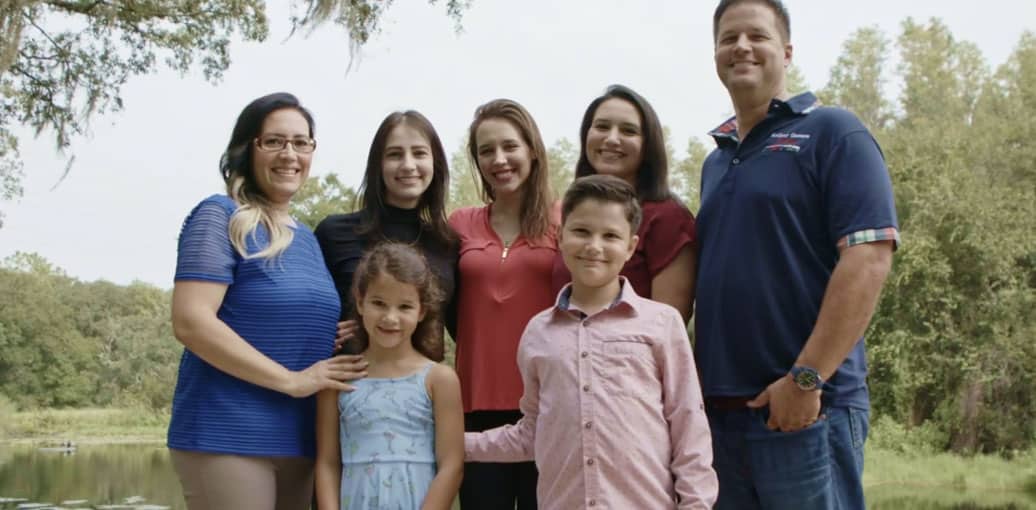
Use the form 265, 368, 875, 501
707, 405, 869, 510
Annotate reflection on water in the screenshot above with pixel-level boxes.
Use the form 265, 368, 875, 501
0, 444, 183, 510
2, 444, 1034, 509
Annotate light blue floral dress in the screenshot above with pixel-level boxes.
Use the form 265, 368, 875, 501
339, 362, 437, 509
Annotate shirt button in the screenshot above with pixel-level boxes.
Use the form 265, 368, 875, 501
580, 351, 589, 358
732, 157, 741, 165
582, 385, 590, 392
589, 500, 597, 507
586, 458, 594, 466
584, 421, 592, 429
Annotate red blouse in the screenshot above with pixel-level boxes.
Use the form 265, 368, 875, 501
551, 199, 696, 297
450, 205, 560, 413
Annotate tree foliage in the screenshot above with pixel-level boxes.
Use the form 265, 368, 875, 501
0, 252, 178, 410
819, 21, 1036, 455
0, 0, 469, 224
290, 0, 467, 53
290, 173, 357, 229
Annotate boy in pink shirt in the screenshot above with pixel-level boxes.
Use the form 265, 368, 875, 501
465, 174, 718, 509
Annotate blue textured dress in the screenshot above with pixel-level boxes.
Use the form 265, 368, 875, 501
339, 362, 438, 509
169, 194, 340, 457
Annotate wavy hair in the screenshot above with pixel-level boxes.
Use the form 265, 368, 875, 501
467, 99, 555, 240
220, 92, 315, 259
575, 84, 673, 202
351, 242, 446, 361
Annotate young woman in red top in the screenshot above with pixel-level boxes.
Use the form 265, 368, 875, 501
448, 99, 557, 510
552, 84, 697, 323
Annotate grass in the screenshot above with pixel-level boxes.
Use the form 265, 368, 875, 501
865, 446, 1036, 492
865, 446, 1036, 508
0, 408, 168, 445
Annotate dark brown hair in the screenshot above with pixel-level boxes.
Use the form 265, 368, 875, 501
562, 175, 643, 234
357, 111, 455, 249
712, 0, 791, 43
350, 242, 446, 361
574, 85, 672, 202
467, 98, 555, 240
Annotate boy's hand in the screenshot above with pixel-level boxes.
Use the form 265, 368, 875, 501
747, 375, 822, 432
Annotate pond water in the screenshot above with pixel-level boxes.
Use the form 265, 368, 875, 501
0, 444, 182, 510
1, 444, 1033, 509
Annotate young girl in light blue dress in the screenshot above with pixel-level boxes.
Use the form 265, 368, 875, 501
315, 242, 464, 510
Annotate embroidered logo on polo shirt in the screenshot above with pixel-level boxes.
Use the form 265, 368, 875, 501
764, 132, 811, 152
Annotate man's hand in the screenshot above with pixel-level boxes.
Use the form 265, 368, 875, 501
747, 375, 823, 432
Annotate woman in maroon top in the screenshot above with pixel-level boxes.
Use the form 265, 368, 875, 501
552, 84, 697, 322
449, 99, 558, 510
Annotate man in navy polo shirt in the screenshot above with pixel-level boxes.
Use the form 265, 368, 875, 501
695, 0, 899, 508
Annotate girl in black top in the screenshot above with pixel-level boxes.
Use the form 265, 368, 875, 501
315, 111, 457, 358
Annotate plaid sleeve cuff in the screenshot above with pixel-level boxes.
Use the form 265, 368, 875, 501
837, 227, 901, 250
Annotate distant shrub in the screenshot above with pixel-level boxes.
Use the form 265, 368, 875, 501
0, 392, 16, 437
868, 414, 946, 456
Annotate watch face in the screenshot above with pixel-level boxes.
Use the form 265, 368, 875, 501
794, 369, 820, 390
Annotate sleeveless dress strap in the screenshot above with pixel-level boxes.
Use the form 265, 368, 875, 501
418, 361, 436, 379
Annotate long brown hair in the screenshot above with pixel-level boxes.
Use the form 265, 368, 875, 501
350, 242, 446, 361
357, 111, 455, 249
467, 99, 555, 240
575, 85, 673, 202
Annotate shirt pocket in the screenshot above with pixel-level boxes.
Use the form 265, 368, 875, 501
596, 337, 658, 399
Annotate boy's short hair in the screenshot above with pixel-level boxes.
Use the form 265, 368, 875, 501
561, 175, 642, 233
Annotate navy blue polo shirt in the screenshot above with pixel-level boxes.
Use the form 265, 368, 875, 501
694, 92, 899, 410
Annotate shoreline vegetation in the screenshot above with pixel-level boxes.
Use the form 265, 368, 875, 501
2, 409, 1035, 500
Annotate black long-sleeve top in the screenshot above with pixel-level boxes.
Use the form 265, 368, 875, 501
314, 205, 458, 337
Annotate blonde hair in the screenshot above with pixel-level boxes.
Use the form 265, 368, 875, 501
226, 175, 294, 260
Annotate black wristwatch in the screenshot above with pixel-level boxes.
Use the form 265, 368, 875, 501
790, 365, 825, 392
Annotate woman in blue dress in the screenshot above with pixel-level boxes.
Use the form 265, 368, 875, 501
169, 92, 367, 510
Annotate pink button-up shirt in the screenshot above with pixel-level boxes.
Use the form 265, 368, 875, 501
465, 280, 718, 509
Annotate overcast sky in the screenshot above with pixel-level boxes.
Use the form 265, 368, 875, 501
2, 0, 1033, 288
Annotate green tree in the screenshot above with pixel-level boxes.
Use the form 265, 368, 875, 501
290, 173, 357, 229
547, 137, 577, 199
973, 31, 1036, 188
0, 253, 183, 410
855, 20, 1036, 454
818, 26, 892, 130
785, 62, 810, 96
448, 141, 481, 211
0, 256, 99, 407
292, 0, 467, 56
0, 0, 470, 223
0, 1, 268, 211
670, 137, 709, 211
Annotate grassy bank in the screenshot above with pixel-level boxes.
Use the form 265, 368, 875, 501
0, 408, 167, 445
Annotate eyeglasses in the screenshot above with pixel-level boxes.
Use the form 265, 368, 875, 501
254, 135, 317, 154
